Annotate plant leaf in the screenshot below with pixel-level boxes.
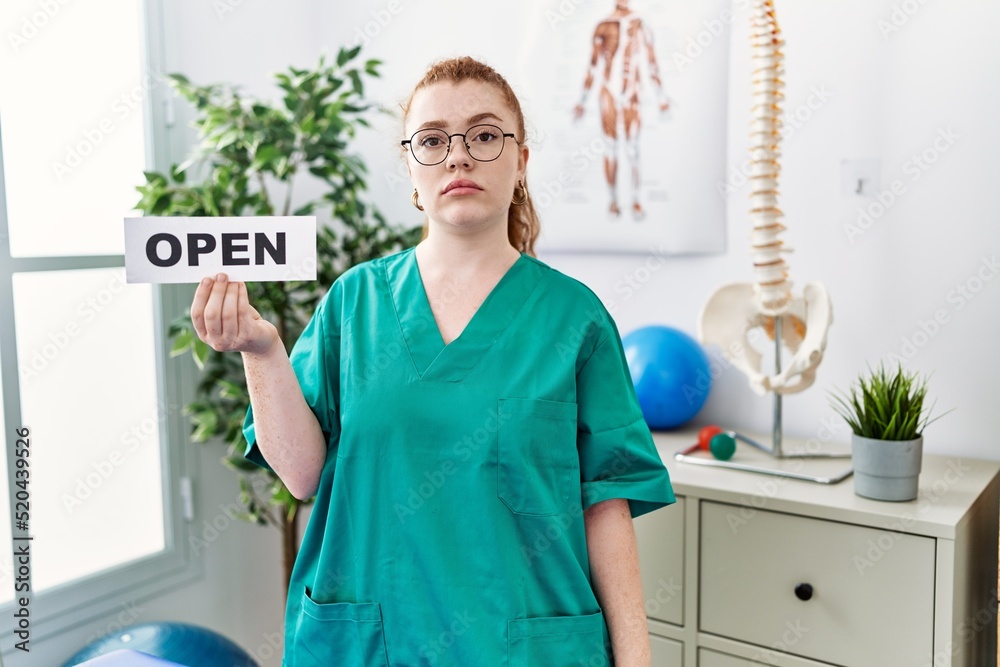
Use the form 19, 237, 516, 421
170, 330, 194, 357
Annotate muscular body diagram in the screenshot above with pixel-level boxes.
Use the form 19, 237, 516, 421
574, 1, 670, 220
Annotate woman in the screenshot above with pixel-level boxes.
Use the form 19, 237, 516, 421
191, 56, 675, 667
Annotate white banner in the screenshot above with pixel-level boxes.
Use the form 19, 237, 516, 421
124, 216, 317, 283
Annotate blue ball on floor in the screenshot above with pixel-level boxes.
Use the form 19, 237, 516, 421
622, 325, 712, 429
62, 622, 259, 667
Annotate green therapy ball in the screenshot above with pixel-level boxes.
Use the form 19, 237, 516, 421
709, 433, 736, 461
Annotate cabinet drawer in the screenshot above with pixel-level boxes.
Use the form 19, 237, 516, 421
699, 650, 747, 667
635, 496, 685, 626
650, 634, 683, 666
700, 501, 935, 666
699, 647, 834, 666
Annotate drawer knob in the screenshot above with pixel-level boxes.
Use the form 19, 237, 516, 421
794, 583, 814, 601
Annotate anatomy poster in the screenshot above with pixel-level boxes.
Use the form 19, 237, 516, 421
518, 0, 730, 254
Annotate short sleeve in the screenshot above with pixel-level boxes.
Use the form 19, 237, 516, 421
241, 283, 342, 472
577, 316, 676, 519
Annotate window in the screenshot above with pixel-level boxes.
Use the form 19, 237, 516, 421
0, 0, 197, 649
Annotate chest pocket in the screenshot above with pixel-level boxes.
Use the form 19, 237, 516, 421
497, 398, 579, 516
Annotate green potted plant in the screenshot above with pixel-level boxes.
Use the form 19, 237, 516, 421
829, 362, 950, 501
134, 46, 422, 596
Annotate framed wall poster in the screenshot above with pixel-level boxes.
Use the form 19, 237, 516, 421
518, 0, 730, 254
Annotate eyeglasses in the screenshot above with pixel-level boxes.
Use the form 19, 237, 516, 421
401, 124, 518, 166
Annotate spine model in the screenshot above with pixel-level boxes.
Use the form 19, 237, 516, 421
696, 0, 833, 397
748, 0, 790, 316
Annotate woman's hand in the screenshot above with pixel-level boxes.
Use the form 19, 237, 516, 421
191, 273, 278, 357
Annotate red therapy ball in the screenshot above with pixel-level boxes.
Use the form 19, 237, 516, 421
698, 425, 724, 451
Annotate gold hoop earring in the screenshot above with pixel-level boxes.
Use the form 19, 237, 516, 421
411, 189, 424, 211
512, 180, 528, 206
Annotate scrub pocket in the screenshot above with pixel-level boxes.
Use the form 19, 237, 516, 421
507, 610, 610, 666
291, 585, 389, 667
497, 397, 578, 516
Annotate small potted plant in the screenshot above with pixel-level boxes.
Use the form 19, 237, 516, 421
829, 362, 950, 501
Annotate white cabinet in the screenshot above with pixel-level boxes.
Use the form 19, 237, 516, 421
636, 430, 1000, 667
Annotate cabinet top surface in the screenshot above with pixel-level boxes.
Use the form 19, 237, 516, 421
653, 428, 1000, 538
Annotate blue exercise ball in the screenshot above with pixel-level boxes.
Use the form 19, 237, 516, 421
622, 325, 712, 429
62, 622, 259, 667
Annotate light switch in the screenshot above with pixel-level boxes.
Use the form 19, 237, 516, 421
841, 159, 881, 196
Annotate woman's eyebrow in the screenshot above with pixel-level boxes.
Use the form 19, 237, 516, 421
414, 112, 505, 132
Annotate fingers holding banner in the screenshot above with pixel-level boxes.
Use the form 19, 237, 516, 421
202, 273, 231, 340
190, 275, 214, 342
221, 277, 240, 341
190, 274, 278, 356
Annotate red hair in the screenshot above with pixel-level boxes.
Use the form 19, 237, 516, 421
400, 56, 540, 257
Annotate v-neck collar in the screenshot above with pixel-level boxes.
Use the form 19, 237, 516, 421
385, 246, 542, 383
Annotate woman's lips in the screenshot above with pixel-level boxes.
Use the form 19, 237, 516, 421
443, 179, 482, 195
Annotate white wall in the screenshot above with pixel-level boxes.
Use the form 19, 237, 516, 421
28, 1, 999, 664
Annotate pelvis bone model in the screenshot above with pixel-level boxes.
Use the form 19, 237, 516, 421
698, 0, 833, 397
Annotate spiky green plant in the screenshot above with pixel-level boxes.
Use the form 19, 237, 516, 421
828, 362, 951, 441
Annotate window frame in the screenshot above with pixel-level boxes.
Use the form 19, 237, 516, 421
0, 0, 204, 652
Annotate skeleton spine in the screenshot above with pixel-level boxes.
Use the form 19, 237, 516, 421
749, 0, 791, 315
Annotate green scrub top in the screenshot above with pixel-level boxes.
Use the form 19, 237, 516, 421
242, 246, 676, 667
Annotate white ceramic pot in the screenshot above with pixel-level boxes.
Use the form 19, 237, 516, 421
851, 434, 923, 502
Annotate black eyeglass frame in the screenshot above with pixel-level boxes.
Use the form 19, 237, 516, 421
401, 123, 519, 166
